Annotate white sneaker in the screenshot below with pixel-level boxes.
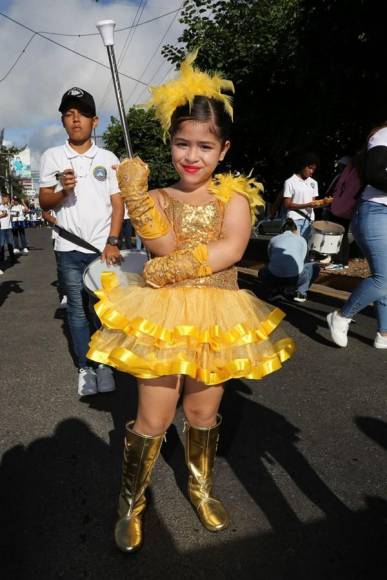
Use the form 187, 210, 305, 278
327, 310, 351, 347
78, 367, 97, 396
0, 269, 4, 275
59, 295, 68, 309
374, 332, 387, 349
96, 364, 116, 393
14, 248, 20, 255
22, 248, 29, 254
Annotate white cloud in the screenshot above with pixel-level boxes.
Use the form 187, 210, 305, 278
0, 0, 183, 167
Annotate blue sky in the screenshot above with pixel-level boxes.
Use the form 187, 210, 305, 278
0, 0, 183, 168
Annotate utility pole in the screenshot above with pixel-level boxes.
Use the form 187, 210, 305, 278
0, 151, 14, 197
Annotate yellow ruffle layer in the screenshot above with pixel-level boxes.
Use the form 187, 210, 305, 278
87, 272, 296, 385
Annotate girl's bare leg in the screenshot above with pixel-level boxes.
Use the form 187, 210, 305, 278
182, 377, 224, 427
134, 374, 183, 436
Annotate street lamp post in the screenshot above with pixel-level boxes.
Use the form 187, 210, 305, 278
96, 20, 133, 158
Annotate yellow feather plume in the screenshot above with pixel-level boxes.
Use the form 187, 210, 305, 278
146, 50, 234, 136
208, 172, 265, 225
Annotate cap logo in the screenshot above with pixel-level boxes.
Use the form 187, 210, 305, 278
93, 166, 107, 181
67, 88, 84, 98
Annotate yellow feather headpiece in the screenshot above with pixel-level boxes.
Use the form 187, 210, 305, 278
146, 50, 234, 136
208, 172, 265, 225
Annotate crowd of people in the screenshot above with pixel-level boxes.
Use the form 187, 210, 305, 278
0, 194, 38, 274
1, 51, 386, 556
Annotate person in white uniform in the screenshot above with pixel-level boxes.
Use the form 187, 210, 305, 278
282, 153, 319, 241
0, 193, 15, 273
39, 87, 124, 395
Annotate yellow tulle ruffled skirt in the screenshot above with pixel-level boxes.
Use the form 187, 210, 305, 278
87, 273, 296, 386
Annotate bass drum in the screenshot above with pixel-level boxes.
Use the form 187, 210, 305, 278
83, 250, 148, 296
309, 220, 345, 255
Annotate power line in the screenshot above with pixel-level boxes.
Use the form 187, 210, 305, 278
98, 0, 146, 110
0, 7, 182, 38
126, 4, 182, 106
0, 32, 36, 82
0, 12, 149, 86
118, 0, 146, 68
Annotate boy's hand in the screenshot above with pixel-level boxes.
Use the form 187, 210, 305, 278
59, 169, 76, 194
101, 244, 122, 266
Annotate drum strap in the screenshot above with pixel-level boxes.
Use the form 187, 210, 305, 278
293, 208, 312, 222
54, 225, 101, 255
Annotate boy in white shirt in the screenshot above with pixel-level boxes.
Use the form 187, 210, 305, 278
11, 197, 29, 254
0, 194, 15, 273
39, 87, 124, 397
282, 153, 319, 240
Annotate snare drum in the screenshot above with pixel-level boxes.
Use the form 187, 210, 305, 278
83, 250, 148, 295
309, 221, 345, 255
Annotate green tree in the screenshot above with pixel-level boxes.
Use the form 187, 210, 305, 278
0, 144, 25, 198
162, 0, 302, 187
162, 0, 387, 189
103, 107, 177, 189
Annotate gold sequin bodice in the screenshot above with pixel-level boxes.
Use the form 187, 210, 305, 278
160, 190, 238, 290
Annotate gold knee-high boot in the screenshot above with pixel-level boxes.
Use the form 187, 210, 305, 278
114, 421, 164, 553
184, 414, 229, 532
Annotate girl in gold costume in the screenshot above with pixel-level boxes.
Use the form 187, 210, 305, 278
87, 52, 295, 553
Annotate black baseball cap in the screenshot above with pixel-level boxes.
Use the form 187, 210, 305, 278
59, 87, 96, 117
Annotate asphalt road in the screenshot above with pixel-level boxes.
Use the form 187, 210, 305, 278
1, 228, 387, 580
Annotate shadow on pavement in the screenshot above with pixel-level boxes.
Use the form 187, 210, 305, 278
220, 381, 351, 526
1, 416, 387, 579
355, 416, 387, 451
0, 279, 24, 307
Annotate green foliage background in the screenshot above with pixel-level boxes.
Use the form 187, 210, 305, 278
103, 108, 177, 190
105, 0, 387, 193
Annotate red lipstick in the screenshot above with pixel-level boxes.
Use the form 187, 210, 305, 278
182, 165, 200, 174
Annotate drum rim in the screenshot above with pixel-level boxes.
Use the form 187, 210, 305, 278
82, 249, 148, 294
312, 220, 345, 235
311, 231, 344, 236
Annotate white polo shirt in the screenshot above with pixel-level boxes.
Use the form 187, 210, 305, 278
0, 204, 12, 229
39, 141, 120, 253
283, 174, 318, 222
10, 204, 26, 223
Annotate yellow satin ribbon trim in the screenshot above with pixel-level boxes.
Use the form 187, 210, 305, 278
87, 335, 295, 386
93, 273, 286, 350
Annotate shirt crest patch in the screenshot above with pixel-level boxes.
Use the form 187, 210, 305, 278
93, 165, 107, 181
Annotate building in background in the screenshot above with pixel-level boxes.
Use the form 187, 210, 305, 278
11, 147, 38, 203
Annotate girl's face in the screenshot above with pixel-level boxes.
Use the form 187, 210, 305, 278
171, 120, 230, 188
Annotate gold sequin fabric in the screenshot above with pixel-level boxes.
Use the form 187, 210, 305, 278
160, 190, 238, 290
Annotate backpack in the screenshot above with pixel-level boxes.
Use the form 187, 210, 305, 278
329, 161, 363, 219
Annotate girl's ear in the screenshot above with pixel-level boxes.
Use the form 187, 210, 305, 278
92, 116, 100, 130
219, 140, 231, 161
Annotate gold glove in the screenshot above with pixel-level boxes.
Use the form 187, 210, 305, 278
143, 244, 212, 288
117, 157, 170, 239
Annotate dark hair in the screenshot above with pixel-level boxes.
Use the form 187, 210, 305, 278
280, 218, 297, 233
295, 152, 320, 173
169, 96, 232, 142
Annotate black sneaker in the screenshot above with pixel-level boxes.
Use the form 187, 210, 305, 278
293, 291, 307, 303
